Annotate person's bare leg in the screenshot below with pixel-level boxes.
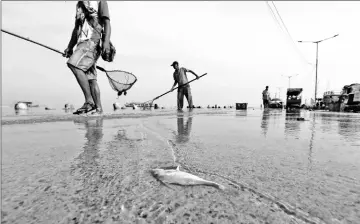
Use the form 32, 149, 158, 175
68, 64, 94, 105
185, 87, 193, 109
177, 89, 184, 111
89, 79, 102, 110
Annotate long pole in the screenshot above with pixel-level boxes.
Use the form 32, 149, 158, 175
2, 28, 139, 96
1, 29, 106, 71
282, 74, 298, 89
298, 34, 338, 104
288, 77, 291, 88
151, 73, 208, 101
2, 29, 64, 55
315, 42, 319, 102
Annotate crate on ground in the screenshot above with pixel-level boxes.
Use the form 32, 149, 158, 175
236, 103, 247, 110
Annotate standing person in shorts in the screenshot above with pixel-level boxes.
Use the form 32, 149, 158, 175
170, 61, 199, 110
63, 1, 112, 115
262, 86, 271, 108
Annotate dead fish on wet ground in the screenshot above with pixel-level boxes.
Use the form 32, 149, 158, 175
150, 166, 225, 190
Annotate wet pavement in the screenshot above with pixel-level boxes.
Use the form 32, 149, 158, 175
1, 109, 360, 224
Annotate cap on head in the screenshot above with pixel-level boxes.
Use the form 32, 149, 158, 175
171, 61, 179, 67
266, 86, 269, 89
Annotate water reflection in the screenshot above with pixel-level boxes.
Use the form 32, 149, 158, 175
235, 111, 248, 117
64, 108, 74, 114
73, 118, 104, 176
175, 113, 193, 144
15, 109, 28, 116
261, 109, 283, 137
338, 117, 360, 144
284, 110, 301, 138
307, 114, 316, 173
313, 112, 360, 145
319, 113, 334, 134
261, 109, 270, 137
269, 109, 283, 120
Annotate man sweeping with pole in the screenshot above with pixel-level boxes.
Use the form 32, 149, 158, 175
170, 61, 199, 111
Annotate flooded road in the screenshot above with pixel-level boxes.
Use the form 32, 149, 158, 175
2, 109, 360, 224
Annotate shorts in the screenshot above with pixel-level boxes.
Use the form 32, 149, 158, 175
67, 40, 101, 80
177, 86, 193, 109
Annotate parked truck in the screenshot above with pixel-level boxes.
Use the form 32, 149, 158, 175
286, 88, 303, 110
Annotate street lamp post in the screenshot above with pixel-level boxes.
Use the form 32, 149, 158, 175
298, 34, 339, 103
282, 74, 298, 88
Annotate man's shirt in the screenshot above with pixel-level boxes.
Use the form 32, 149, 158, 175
262, 89, 270, 100
173, 67, 190, 87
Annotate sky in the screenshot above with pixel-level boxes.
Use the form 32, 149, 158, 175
2, 1, 360, 109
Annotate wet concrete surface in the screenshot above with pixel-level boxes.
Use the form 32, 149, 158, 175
1, 109, 360, 224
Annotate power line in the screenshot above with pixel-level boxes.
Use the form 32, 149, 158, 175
265, 1, 302, 69
271, 1, 312, 67
265, 1, 284, 33
266, 1, 313, 67
271, 2, 293, 43
265, 2, 298, 57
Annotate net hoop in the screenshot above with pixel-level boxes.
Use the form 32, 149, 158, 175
104, 69, 138, 93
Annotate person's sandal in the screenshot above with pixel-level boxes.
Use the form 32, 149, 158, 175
73, 102, 96, 115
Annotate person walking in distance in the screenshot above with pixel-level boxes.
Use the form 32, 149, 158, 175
170, 61, 199, 110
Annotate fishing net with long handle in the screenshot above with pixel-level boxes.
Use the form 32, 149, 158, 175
1, 29, 137, 97
142, 73, 208, 107
95, 66, 137, 98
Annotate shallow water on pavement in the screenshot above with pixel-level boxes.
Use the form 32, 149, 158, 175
2, 109, 360, 224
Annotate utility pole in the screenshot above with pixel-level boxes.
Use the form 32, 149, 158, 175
298, 34, 339, 102
282, 74, 298, 88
